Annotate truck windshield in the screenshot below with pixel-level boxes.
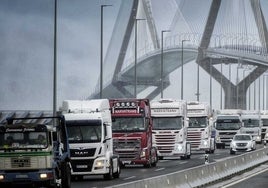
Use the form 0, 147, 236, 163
152, 117, 182, 130
112, 117, 146, 132
215, 118, 241, 130
189, 117, 207, 128
0, 132, 48, 150
242, 119, 260, 127
66, 120, 102, 143
262, 119, 268, 126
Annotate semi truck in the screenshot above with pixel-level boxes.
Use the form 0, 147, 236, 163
214, 109, 243, 149
0, 116, 71, 188
260, 111, 268, 142
240, 110, 262, 144
109, 98, 158, 167
186, 101, 215, 154
61, 99, 120, 180
150, 99, 191, 160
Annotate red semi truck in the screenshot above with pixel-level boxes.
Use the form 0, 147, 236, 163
109, 99, 158, 167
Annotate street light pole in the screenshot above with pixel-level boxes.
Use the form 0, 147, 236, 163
181, 39, 189, 100
196, 63, 200, 101
220, 62, 223, 109
134, 18, 145, 98
160, 30, 170, 98
264, 74, 268, 110
209, 58, 212, 107
53, 0, 57, 126
100, 4, 112, 99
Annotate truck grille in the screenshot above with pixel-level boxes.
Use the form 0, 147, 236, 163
261, 128, 267, 139
187, 131, 201, 149
219, 131, 237, 145
70, 148, 96, 158
154, 133, 176, 154
113, 139, 141, 160
71, 159, 94, 172
11, 157, 31, 168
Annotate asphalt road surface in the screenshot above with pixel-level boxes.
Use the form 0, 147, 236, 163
71, 146, 263, 188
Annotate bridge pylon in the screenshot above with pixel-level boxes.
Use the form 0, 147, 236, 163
196, 0, 268, 109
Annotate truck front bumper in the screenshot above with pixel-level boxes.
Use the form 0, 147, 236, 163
0, 170, 55, 187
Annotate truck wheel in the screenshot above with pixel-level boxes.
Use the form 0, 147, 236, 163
61, 162, 71, 188
112, 160, 121, 179
104, 160, 113, 180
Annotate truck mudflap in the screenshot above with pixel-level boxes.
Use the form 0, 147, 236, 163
0, 169, 56, 187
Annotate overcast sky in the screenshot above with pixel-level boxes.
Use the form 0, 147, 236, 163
0, 0, 267, 111
0, 0, 120, 110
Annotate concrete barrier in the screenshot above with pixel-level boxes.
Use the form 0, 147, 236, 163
110, 148, 268, 188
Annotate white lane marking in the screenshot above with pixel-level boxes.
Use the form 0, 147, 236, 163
159, 160, 171, 163
154, 167, 165, 171
123, 176, 136, 180
179, 161, 188, 164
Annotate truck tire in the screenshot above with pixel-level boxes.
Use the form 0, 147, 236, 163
104, 160, 113, 180
61, 162, 71, 188
112, 159, 121, 179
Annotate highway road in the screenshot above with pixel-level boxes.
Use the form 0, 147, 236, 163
71, 146, 265, 188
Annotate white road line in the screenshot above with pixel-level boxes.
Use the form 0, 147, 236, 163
123, 176, 136, 180
154, 167, 165, 171
179, 161, 188, 164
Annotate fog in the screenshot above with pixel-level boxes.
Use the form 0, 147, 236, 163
0, 0, 119, 110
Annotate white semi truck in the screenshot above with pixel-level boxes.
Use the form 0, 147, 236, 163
61, 99, 120, 180
261, 111, 268, 142
186, 101, 215, 154
150, 99, 191, 160
240, 110, 262, 144
214, 109, 243, 149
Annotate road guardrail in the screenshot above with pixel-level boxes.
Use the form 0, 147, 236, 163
110, 147, 268, 188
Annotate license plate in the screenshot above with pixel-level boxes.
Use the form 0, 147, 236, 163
122, 161, 131, 165
76, 165, 88, 168
16, 174, 28, 178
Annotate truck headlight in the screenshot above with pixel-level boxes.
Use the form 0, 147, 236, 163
40, 172, 53, 179
202, 140, 208, 146
216, 136, 221, 143
0, 175, 4, 180
256, 136, 261, 141
230, 142, 235, 148
175, 144, 183, 151
95, 159, 105, 170
140, 150, 146, 158
40, 173, 48, 179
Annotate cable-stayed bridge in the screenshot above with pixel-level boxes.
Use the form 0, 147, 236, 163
89, 0, 268, 110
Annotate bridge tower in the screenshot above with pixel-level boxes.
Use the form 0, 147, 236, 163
91, 0, 268, 110
196, 0, 268, 109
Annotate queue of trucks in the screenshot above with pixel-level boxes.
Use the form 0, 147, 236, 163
1, 97, 267, 187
